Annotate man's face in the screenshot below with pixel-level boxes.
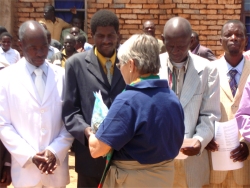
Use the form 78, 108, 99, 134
64, 37, 76, 52
70, 28, 80, 36
163, 33, 191, 63
72, 19, 82, 29
220, 23, 248, 56
92, 26, 118, 57
44, 8, 54, 20
1, 36, 11, 52
20, 31, 49, 67
143, 21, 155, 37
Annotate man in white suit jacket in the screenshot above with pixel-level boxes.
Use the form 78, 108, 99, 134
159, 17, 221, 188
0, 21, 73, 187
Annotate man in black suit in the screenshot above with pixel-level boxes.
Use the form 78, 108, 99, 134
62, 10, 126, 188
190, 31, 217, 61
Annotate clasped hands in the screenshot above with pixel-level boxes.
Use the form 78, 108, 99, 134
32, 149, 57, 175
205, 139, 249, 162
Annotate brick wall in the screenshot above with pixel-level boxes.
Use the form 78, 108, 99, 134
12, 0, 53, 51
88, 0, 242, 57
5, 0, 242, 57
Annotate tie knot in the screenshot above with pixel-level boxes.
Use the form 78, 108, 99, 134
34, 68, 43, 76
229, 69, 238, 77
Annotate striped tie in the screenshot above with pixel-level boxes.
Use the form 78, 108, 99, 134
229, 69, 238, 97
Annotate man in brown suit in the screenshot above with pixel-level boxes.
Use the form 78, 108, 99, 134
205, 20, 250, 188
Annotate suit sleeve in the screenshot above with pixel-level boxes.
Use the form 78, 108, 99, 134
193, 65, 221, 152
62, 59, 89, 146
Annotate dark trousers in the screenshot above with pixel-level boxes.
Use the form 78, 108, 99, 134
77, 173, 101, 188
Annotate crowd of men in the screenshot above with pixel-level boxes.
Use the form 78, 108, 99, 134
0, 4, 250, 188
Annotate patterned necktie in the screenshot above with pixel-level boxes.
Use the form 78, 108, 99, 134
229, 69, 238, 97
105, 60, 112, 85
34, 68, 45, 100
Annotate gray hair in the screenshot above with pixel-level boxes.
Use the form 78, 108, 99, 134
117, 34, 160, 74
19, 20, 47, 41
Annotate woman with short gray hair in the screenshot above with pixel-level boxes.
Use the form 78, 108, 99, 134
88, 34, 185, 187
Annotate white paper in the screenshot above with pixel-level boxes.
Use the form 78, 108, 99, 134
211, 119, 243, 171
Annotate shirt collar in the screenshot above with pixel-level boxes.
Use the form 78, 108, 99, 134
0, 47, 12, 54
126, 79, 168, 90
223, 56, 244, 75
94, 47, 116, 66
25, 58, 48, 76
167, 53, 190, 73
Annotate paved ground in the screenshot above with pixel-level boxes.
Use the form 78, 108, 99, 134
8, 151, 77, 187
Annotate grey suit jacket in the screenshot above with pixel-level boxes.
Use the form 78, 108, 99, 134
0, 141, 10, 175
159, 52, 221, 187
62, 49, 126, 177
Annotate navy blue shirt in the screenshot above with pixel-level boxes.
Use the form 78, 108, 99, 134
96, 79, 185, 164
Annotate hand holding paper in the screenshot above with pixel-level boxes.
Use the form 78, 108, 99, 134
230, 142, 249, 162
211, 119, 244, 171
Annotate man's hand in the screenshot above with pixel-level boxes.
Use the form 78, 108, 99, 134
230, 142, 249, 162
0, 166, 11, 186
180, 138, 201, 156
32, 150, 57, 174
205, 139, 219, 152
84, 127, 93, 140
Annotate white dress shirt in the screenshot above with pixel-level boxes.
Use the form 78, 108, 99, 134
220, 56, 244, 85
47, 45, 59, 62
0, 47, 20, 65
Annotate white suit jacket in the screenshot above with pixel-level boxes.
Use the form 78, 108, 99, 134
159, 52, 221, 187
209, 57, 250, 185
0, 58, 74, 187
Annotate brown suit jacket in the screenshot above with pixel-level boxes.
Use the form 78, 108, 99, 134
209, 57, 250, 185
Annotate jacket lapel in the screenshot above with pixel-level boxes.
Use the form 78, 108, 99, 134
233, 59, 250, 103
111, 57, 122, 91
86, 50, 110, 88
18, 58, 41, 103
42, 64, 57, 104
180, 59, 201, 108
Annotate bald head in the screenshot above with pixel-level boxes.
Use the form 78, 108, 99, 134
70, 27, 80, 36
19, 20, 47, 42
143, 20, 155, 37
162, 17, 192, 63
163, 17, 192, 38
18, 20, 49, 67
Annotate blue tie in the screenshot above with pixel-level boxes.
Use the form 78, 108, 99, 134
229, 69, 238, 97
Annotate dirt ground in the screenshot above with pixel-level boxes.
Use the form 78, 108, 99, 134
8, 151, 78, 187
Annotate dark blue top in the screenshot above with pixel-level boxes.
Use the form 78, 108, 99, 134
96, 79, 185, 164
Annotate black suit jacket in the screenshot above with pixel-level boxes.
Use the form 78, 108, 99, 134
62, 49, 126, 177
0, 141, 10, 176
